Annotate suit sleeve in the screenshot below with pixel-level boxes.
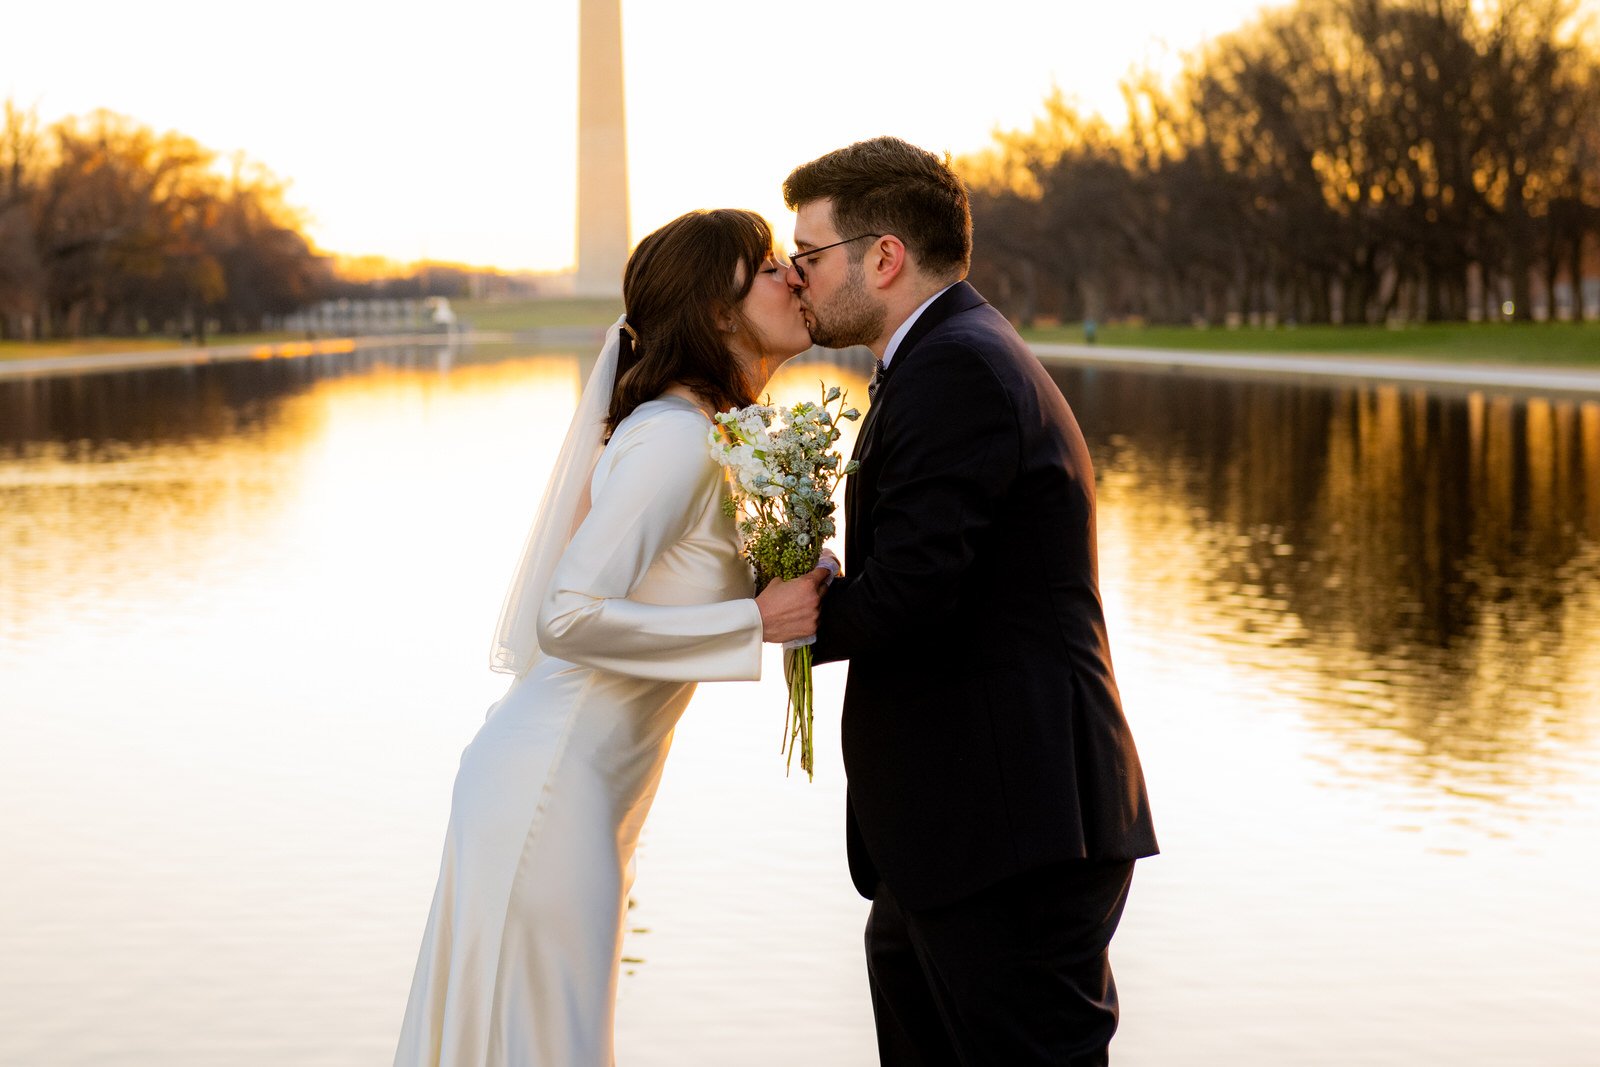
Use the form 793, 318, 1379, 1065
813, 341, 1017, 663
536, 409, 764, 681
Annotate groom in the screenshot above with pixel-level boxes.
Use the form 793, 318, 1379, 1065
791, 137, 1158, 1065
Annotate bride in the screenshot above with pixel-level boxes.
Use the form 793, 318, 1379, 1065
394, 209, 828, 1066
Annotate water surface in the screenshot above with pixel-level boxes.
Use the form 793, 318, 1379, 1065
2, 344, 1597, 1065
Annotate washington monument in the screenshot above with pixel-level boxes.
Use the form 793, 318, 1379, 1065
575, 0, 629, 297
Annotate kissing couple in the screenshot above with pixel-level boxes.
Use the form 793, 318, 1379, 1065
393, 136, 1158, 1066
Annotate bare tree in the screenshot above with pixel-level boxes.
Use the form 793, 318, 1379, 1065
960, 0, 1600, 327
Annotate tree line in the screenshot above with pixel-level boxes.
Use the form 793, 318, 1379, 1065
0, 105, 530, 344
0, 105, 339, 343
960, 0, 1600, 326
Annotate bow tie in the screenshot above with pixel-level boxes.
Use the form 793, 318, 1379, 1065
867, 358, 886, 403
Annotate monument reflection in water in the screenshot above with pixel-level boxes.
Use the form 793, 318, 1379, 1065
0, 345, 1596, 1066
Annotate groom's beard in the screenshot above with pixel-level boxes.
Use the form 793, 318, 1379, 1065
803, 263, 886, 350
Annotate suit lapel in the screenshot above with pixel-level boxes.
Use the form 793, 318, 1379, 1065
844, 282, 988, 562
878, 281, 987, 393
854, 281, 987, 449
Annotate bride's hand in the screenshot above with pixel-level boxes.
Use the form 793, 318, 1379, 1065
755, 566, 829, 644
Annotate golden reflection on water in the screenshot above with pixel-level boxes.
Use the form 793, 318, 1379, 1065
2, 348, 1598, 1065
0, 347, 877, 1064
0, 350, 596, 1066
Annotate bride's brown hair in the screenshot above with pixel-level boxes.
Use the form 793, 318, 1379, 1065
605, 209, 773, 439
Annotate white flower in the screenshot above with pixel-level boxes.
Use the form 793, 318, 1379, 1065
710, 388, 852, 594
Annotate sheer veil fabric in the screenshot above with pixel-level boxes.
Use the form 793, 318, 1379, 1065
490, 316, 624, 676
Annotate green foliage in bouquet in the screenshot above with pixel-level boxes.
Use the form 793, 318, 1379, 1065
708, 384, 861, 778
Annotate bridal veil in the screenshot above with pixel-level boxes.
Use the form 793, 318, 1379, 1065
489, 316, 625, 675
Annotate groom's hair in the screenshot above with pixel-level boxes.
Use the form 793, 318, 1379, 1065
783, 137, 971, 280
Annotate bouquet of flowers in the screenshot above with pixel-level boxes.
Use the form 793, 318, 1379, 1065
709, 384, 860, 779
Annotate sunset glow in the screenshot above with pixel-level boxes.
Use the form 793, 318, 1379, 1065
5, 0, 1296, 271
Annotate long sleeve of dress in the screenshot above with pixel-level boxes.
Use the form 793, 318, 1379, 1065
535, 405, 764, 681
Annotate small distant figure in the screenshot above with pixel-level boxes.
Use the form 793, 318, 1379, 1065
1084, 317, 1097, 344
424, 296, 456, 331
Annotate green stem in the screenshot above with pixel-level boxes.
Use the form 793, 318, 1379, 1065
780, 648, 794, 755
783, 649, 797, 775
796, 645, 814, 781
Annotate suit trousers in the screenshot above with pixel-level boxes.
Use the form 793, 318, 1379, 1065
865, 858, 1136, 1067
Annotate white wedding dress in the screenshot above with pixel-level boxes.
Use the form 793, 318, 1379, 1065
394, 394, 763, 1066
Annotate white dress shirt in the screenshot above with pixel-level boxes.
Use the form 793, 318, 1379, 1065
880, 283, 957, 369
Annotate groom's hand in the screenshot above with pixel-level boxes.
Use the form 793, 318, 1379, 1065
755, 566, 830, 644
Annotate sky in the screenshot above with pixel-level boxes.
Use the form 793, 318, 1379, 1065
7, 0, 1282, 272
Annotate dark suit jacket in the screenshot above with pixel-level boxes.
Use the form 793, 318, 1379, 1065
812, 282, 1158, 911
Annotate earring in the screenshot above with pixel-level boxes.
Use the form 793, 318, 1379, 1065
728, 324, 739, 334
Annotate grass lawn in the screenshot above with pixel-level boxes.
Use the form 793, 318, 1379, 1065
0, 299, 622, 362
451, 297, 621, 332
1022, 320, 1600, 366
7, 305, 1592, 368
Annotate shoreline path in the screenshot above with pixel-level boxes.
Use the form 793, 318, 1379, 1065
1029, 342, 1600, 398
1, 333, 1597, 397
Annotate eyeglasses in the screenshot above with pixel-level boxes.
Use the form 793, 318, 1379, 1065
787, 233, 882, 283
